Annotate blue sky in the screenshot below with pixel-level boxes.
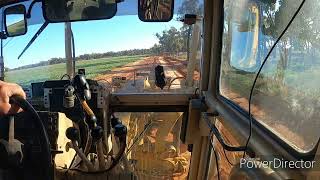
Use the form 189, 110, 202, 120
3, 15, 182, 69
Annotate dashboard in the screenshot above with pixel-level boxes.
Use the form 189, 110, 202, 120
0, 78, 106, 180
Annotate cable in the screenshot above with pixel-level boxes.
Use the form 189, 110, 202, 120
223, 148, 236, 166
203, 113, 246, 152
213, 149, 221, 180
71, 30, 76, 74
205, 113, 238, 166
208, 133, 221, 180
243, 0, 306, 158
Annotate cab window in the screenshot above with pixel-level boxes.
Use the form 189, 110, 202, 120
220, 0, 320, 151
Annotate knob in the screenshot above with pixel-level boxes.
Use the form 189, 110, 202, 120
86, 115, 97, 129
73, 74, 91, 101
111, 117, 121, 128
91, 126, 103, 141
66, 127, 79, 141
114, 124, 127, 137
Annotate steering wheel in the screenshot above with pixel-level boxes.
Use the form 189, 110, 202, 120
0, 95, 54, 180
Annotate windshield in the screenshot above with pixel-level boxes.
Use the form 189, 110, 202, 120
3, 0, 203, 94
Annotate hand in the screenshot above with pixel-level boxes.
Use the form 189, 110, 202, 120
0, 81, 26, 116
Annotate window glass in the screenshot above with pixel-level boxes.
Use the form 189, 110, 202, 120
220, 0, 320, 151
3, 0, 204, 94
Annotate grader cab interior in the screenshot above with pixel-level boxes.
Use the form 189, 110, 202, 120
0, 0, 319, 180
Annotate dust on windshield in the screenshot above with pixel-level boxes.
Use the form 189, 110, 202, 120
220, 0, 320, 152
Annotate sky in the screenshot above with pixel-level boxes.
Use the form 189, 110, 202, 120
3, 14, 182, 69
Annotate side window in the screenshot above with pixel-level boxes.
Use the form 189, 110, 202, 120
220, 0, 319, 151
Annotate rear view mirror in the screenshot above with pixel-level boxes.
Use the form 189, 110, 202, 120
138, 0, 174, 22
42, 0, 117, 23
4, 4, 27, 37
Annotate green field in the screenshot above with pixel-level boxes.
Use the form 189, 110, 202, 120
7, 20, 25, 36
5, 55, 146, 87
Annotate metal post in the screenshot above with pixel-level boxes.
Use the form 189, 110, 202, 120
186, 25, 192, 62
65, 22, 74, 77
186, 19, 201, 87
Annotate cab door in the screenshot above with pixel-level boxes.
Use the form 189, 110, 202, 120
199, 0, 320, 179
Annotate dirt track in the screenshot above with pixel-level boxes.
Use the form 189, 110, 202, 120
94, 56, 199, 92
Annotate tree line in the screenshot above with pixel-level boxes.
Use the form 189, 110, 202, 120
8, 48, 157, 71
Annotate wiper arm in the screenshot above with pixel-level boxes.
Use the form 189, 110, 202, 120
18, 21, 49, 59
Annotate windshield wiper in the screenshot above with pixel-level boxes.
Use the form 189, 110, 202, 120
18, 21, 49, 59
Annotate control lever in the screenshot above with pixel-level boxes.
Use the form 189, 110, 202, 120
6, 95, 53, 180
72, 74, 102, 138
66, 127, 94, 171
67, 74, 128, 172
73, 74, 91, 101
0, 116, 24, 169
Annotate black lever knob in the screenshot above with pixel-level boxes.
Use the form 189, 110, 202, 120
86, 115, 97, 129
111, 117, 121, 128
66, 127, 79, 141
114, 124, 127, 137
91, 126, 103, 141
73, 74, 91, 101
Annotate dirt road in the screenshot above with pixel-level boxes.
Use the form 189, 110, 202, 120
94, 56, 199, 92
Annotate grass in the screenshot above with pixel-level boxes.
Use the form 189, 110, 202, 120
5, 55, 147, 87
7, 20, 25, 36
220, 71, 255, 99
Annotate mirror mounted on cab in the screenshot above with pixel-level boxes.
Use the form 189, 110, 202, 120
0, 0, 175, 39
138, 0, 174, 22
3, 4, 27, 38
42, 0, 122, 23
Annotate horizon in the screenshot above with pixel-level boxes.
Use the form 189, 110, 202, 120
3, 14, 183, 69
7, 50, 150, 71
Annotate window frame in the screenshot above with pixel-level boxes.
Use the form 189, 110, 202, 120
206, 0, 317, 162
